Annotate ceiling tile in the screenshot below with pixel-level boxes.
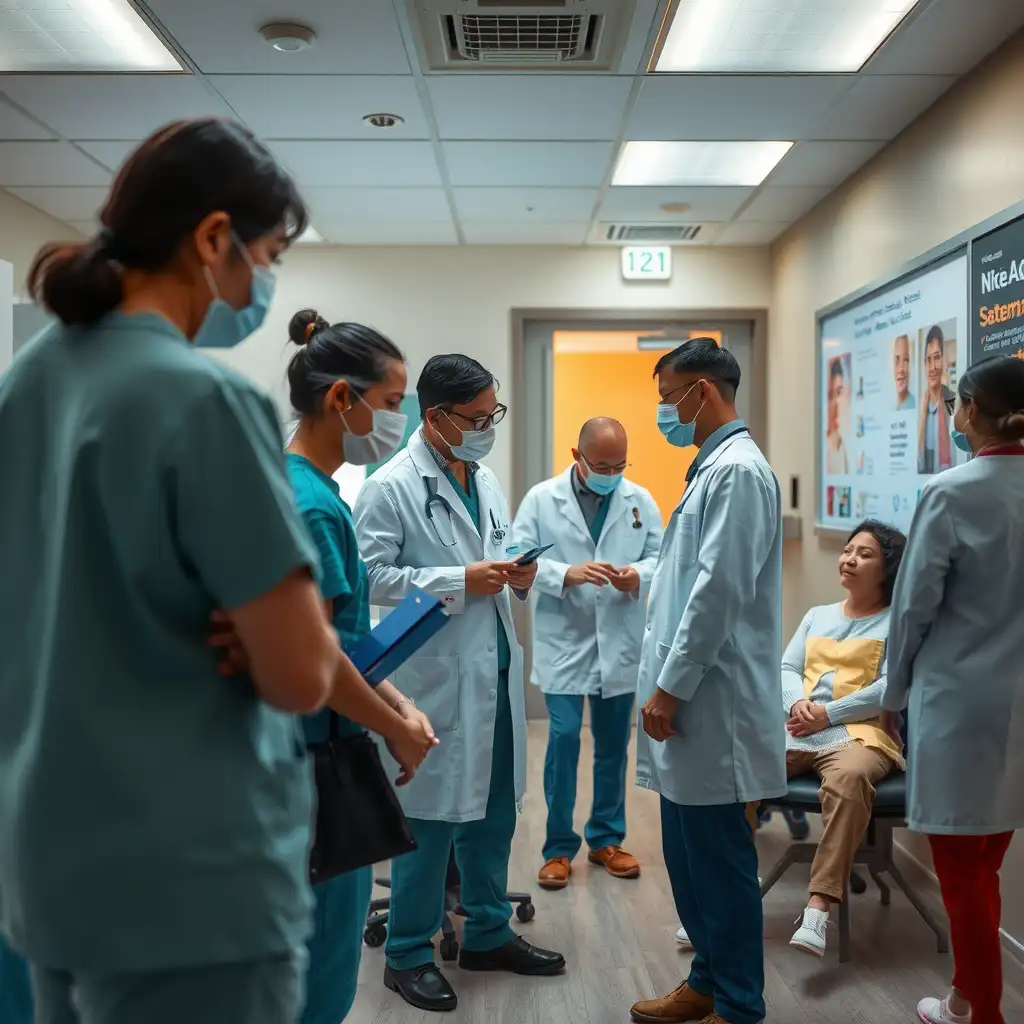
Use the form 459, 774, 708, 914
453, 188, 597, 221
6, 186, 108, 221
714, 222, 791, 246
427, 75, 632, 141
763, 140, 886, 187
268, 141, 442, 187
305, 188, 451, 223
318, 222, 459, 245
209, 76, 428, 140
66, 219, 99, 235
738, 186, 833, 222
443, 142, 615, 188
809, 75, 958, 140
0, 97, 52, 140
0, 142, 109, 187
599, 186, 753, 221
75, 141, 139, 171
0, 75, 234, 140
462, 222, 589, 245
143, 0, 412, 75
866, 0, 1024, 75
627, 76, 854, 142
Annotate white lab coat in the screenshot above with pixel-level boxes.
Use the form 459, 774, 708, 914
635, 426, 787, 806
511, 468, 663, 698
352, 431, 528, 823
884, 454, 1024, 835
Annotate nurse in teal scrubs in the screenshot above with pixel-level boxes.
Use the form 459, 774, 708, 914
284, 308, 436, 1024
0, 120, 433, 1024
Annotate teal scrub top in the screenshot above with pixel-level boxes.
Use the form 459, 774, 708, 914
285, 454, 374, 743
443, 467, 511, 672
0, 313, 318, 973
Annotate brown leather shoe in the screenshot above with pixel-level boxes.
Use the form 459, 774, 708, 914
589, 845, 641, 879
537, 857, 571, 890
630, 982, 714, 1022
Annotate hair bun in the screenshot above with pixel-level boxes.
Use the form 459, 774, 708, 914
288, 308, 328, 347
998, 410, 1024, 440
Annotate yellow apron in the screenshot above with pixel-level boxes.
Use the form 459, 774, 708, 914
802, 636, 902, 764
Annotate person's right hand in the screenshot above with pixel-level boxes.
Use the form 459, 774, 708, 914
466, 561, 513, 596
564, 562, 616, 587
388, 717, 439, 786
789, 699, 816, 724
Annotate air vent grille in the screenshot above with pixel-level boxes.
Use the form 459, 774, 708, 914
605, 223, 703, 242
446, 13, 599, 63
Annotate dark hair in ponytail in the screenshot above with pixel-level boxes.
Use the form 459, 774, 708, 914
959, 355, 1024, 442
28, 118, 308, 328
287, 308, 404, 418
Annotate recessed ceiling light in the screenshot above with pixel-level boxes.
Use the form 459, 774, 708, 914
0, 0, 181, 72
260, 23, 317, 53
296, 226, 324, 245
613, 141, 793, 187
362, 113, 405, 129
654, 0, 922, 73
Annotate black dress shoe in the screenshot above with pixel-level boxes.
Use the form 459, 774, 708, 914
459, 935, 566, 976
384, 963, 458, 1012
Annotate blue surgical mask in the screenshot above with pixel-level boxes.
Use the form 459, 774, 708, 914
448, 422, 496, 462
657, 384, 703, 448
579, 458, 622, 496
193, 237, 276, 349
952, 428, 972, 454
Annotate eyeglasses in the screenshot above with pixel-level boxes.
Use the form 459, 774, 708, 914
582, 454, 630, 474
444, 403, 508, 432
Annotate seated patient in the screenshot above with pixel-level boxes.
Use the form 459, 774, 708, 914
782, 519, 907, 959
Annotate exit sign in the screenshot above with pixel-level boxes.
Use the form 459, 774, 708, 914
621, 246, 672, 281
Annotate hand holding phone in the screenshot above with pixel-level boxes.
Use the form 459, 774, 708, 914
514, 543, 554, 566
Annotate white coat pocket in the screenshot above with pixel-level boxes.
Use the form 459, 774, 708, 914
672, 512, 699, 566
394, 655, 460, 734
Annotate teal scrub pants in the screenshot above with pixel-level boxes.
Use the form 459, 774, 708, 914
385, 671, 516, 971
542, 691, 634, 862
301, 865, 373, 1024
0, 935, 32, 1023
30, 954, 306, 1024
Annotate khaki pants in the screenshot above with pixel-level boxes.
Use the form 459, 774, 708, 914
785, 742, 893, 903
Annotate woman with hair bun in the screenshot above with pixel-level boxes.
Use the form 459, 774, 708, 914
284, 308, 436, 1024
884, 355, 1024, 1024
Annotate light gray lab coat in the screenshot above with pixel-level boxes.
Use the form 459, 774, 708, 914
884, 453, 1024, 835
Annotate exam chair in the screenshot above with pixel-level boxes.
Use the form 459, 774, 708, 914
364, 848, 536, 961
758, 724, 949, 963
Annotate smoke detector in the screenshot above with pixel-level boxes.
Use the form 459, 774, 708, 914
260, 23, 317, 52
363, 112, 405, 129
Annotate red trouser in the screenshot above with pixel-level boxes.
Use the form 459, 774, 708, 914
929, 832, 1015, 1024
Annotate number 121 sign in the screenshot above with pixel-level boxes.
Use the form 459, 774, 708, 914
621, 246, 672, 282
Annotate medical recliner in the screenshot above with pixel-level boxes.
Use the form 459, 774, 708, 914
363, 848, 535, 960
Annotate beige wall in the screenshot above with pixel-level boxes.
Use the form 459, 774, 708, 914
771, 31, 1024, 946
0, 190, 82, 299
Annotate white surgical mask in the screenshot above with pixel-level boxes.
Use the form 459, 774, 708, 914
444, 415, 496, 462
341, 394, 407, 466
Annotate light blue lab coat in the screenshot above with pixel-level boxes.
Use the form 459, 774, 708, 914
511, 467, 663, 699
635, 423, 787, 806
352, 430, 528, 823
884, 453, 1024, 835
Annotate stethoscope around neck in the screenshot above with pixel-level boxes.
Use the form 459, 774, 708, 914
424, 477, 458, 548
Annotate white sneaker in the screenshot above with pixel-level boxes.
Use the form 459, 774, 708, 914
789, 907, 829, 958
917, 996, 971, 1023
675, 925, 692, 950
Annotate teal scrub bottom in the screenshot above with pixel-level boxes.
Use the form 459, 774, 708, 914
542, 691, 634, 862
30, 954, 306, 1024
301, 865, 373, 1024
385, 671, 516, 972
0, 934, 32, 1023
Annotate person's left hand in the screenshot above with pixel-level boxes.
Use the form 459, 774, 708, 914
208, 610, 249, 676
505, 559, 538, 589
642, 687, 679, 742
608, 566, 641, 593
786, 702, 830, 737
880, 709, 903, 745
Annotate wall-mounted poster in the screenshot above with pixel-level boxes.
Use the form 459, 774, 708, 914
972, 214, 1024, 364
818, 253, 968, 532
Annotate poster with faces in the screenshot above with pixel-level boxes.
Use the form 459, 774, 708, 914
818, 254, 968, 533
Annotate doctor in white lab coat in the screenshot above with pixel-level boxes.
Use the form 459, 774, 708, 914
629, 339, 785, 1024
353, 354, 565, 1014
512, 417, 662, 891
884, 355, 1024, 1024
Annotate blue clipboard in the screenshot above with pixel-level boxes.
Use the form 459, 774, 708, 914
346, 589, 450, 686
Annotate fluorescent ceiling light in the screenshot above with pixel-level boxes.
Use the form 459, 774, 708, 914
655, 0, 922, 73
0, 0, 181, 72
296, 225, 325, 245
613, 141, 792, 187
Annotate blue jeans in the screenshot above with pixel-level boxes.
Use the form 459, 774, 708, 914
542, 692, 634, 861
661, 797, 765, 1024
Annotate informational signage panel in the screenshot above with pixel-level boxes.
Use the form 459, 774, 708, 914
818, 254, 968, 533
972, 214, 1024, 364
